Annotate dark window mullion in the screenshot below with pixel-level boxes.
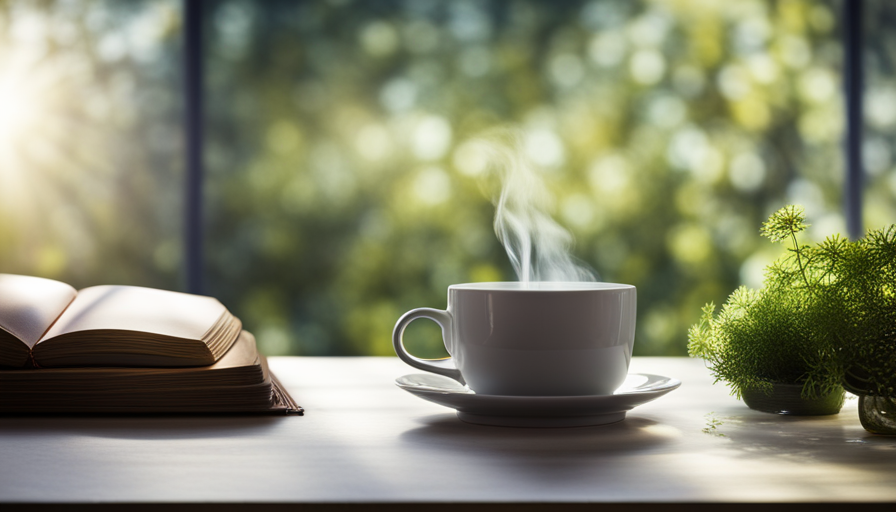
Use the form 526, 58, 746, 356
844, 0, 864, 240
184, 0, 204, 294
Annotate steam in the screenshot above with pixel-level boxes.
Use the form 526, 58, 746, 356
472, 129, 598, 285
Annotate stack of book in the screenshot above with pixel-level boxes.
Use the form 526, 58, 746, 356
0, 274, 301, 414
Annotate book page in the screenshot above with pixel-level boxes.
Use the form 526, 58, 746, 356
40, 285, 227, 343
0, 274, 77, 349
1, 330, 259, 383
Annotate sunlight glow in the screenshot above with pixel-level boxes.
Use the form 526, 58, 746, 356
0, 50, 45, 209
0, 66, 34, 138
0, 81, 34, 142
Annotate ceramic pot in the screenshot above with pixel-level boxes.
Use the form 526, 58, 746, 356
741, 383, 845, 415
858, 394, 896, 435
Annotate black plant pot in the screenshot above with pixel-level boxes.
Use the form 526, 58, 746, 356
741, 383, 845, 415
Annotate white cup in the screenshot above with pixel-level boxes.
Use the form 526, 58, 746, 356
392, 282, 636, 396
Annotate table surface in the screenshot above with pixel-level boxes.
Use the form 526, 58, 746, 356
1, 356, 895, 505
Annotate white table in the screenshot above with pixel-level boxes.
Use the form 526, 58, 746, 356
1, 357, 895, 508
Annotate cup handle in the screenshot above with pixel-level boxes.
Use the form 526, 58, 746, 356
392, 307, 465, 385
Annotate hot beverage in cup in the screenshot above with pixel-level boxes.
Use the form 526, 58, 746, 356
392, 282, 636, 396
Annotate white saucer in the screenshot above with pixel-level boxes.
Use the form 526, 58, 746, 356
396, 373, 681, 428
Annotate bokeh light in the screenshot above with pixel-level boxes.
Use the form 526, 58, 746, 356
7, 0, 896, 359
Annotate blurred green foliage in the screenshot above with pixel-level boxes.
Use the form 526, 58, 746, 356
3, 0, 896, 359
0, 0, 183, 289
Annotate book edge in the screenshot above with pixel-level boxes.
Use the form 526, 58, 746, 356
269, 366, 304, 415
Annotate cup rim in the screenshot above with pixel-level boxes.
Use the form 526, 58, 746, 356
448, 281, 635, 291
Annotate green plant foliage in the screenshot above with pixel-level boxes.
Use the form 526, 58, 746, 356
760, 205, 810, 244
823, 227, 896, 397
689, 205, 896, 400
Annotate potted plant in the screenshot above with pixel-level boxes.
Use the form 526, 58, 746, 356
690, 205, 896, 430
688, 206, 845, 415
812, 225, 896, 433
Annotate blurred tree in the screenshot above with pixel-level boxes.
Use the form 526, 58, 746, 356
202, 0, 847, 357
0, 0, 182, 290
6, 0, 889, 359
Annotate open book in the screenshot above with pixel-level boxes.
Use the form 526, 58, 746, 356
0, 274, 241, 368
0, 274, 302, 415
